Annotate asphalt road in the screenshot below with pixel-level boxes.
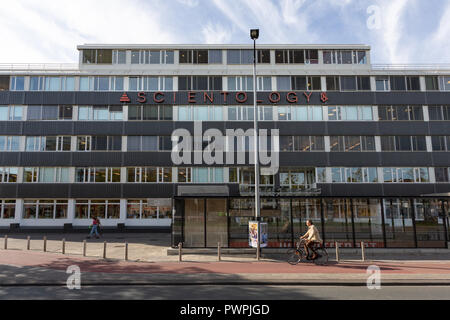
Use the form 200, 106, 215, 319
1, 285, 449, 300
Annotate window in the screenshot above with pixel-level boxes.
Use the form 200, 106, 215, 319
0, 200, 15, 219
83, 49, 112, 64
435, 168, 450, 182
328, 106, 373, 121
177, 168, 224, 183
0, 76, 10, 91
128, 76, 173, 91
75, 200, 120, 220
0, 105, 23, 120
389, 76, 420, 91
331, 167, 378, 183
127, 167, 172, 183
323, 50, 367, 64
0, 168, 18, 182
79, 76, 124, 91
440, 76, 450, 91
75, 168, 121, 183
326, 77, 340, 91
26, 136, 71, 151
278, 106, 323, 121
428, 105, 450, 121
378, 106, 423, 121
178, 106, 223, 121
10, 77, 25, 91
128, 105, 173, 121
112, 50, 126, 64
179, 50, 209, 64
425, 76, 439, 91
228, 76, 271, 91
23, 200, 68, 219
127, 136, 159, 151
30, 77, 75, 91
375, 77, 390, 91
291, 76, 321, 91
78, 106, 122, 121
330, 136, 376, 152
0, 136, 20, 151
294, 136, 325, 151
381, 136, 426, 152
178, 76, 221, 91
340, 76, 370, 91
383, 168, 429, 183
276, 76, 291, 90
275, 50, 318, 64
431, 136, 450, 151
127, 199, 172, 219
279, 168, 316, 191
24, 168, 70, 183
227, 50, 253, 64
77, 136, 121, 151
208, 50, 223, 64
257, 50, 270, 64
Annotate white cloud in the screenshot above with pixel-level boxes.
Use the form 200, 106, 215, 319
0, 0, 178, 63
176, 0, 199, 7
202, 23, 232, 44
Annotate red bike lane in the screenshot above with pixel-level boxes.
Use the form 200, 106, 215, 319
1, 250, 449, 275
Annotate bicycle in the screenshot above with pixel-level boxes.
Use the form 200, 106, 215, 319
287, 239, 329, 266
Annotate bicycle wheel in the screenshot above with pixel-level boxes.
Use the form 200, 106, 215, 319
287, 249, 301, 265
314, 248, 328, 265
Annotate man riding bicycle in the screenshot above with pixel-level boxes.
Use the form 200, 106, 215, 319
300, 220, 323, 260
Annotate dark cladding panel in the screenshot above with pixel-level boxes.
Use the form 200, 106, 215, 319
122, 183, 176, 198
70, 184, 122, 198
375, 92, 427, 105
327, 122, 378, 136
23, 121, 75, 135
425, 92, 450, 105
0, 152, 20, 166
123, 152, 172, 166
380, 152, 432, 166
125, 122, 175, 136
279, 152, 328, 166
0, 122, 22, 135
328, 152, 381, 167
429, 122, 450, 135
74, 122, 124, 135
20, 152, 72, 167
382, 183, 436, 197
326, 183, 384, 197
18, 184, 70, 198
72, 152, 122, 167
5, 92, 26, 105
378, 122, 429, 135
431, 152, 450, 166
0, 184, 18, 198
275, 122, 328, 136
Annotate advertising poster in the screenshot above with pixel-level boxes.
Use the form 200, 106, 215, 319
249, 221, 268, 248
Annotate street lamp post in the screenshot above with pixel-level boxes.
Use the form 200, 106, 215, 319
250, 29, 261, 260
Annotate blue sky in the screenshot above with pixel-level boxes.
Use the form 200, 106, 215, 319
0, 0, 449, 64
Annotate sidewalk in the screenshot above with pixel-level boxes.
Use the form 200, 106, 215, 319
1, 250, 449, 286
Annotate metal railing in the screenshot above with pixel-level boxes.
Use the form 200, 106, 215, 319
0, 63, 79, 71
372, 63, 450, 71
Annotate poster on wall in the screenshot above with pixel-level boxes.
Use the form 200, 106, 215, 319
249, 221, 268, 248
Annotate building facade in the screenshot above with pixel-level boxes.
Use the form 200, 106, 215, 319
0, 44, 449, 249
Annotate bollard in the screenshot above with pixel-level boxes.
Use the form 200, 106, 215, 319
125, 242, 128, 261
103, 241, 107, 259
43, 236, 47, 252
361, 241, 365, 261
62, 238, 66, 255
218, 242, 221, 262
4, 235, 7, 250
178, 242, 182, 262
27, 236, 30, 250
83, 240, 87, 257
335, 241, 340, 262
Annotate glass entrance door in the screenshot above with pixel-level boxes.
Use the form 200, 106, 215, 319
184, 199, 205, 247
206, 199, 228, 247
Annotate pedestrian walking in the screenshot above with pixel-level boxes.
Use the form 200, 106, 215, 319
87, 216, 101, 239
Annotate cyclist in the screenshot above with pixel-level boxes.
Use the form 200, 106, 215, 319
300, 220, 323, 260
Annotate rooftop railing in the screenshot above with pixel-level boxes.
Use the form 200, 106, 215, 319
0, 63, 79, 71
372, 64, 450, 71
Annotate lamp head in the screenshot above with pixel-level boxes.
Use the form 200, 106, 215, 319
250, 29, 259, 40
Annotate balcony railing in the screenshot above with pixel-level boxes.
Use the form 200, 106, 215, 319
0, 63, 79, 71
372, 64, 450, 71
